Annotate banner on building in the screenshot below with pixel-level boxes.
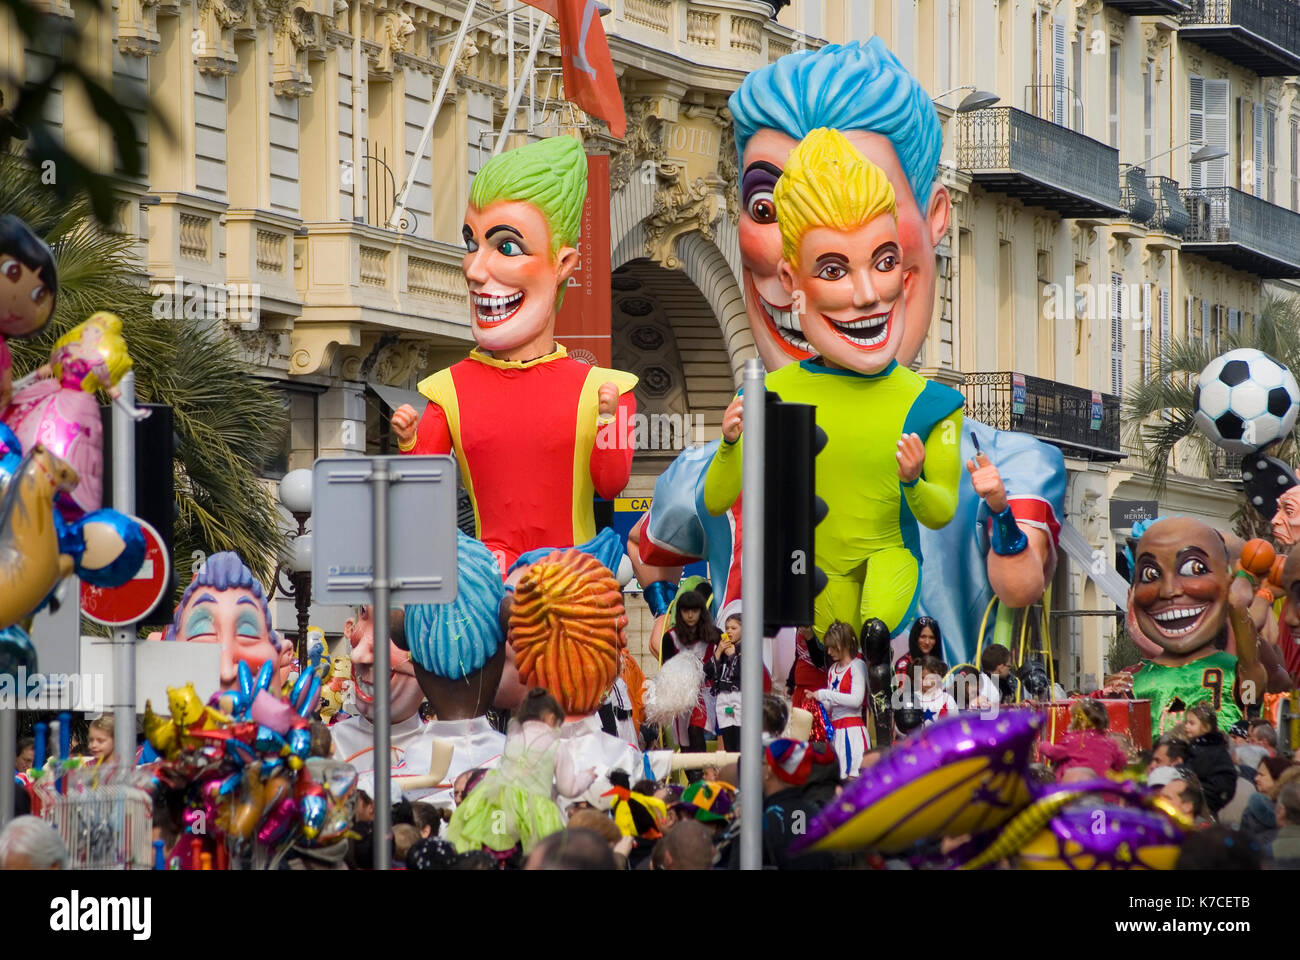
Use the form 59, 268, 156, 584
555, 153, 612, 367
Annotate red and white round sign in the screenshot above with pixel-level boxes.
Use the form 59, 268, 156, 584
81, 519, 172, 627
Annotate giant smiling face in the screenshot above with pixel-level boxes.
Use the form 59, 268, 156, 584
1130, 518, 1231, 661
739, 128, 945, 372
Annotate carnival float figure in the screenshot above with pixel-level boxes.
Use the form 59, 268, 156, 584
329, 603, 438, 798
0, 214, 57, 412
389, 136, 637, 577
161, 552, 292, 695
4, 311, 150, 519
628, 40, 1064, 663
1115, 517, 1268, 734
400, 530, 509, 807
702, 129, 963, 637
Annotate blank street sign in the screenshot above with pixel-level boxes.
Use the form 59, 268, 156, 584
311, 455, 459, 606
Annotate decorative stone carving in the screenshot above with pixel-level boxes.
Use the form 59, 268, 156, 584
118, 0, 162, 56
272, 1, 323, 96
373, 9, 415, 74
610, 98, 667, 193
644, 162, 724, 269
195, 0, 245, 75
718, 110, 738, 224
290, 322, 360, 376
372, 340, 429, 385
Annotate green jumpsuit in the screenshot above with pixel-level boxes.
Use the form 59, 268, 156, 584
704, 359, 964, 637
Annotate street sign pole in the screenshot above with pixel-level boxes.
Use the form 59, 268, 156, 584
739, 358, 765, 871
371, 458, 392, 871
0, 703, 13, 828
111, 371, 137, 765
312, 455, 457, 871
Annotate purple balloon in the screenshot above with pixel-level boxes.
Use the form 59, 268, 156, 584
793, 709, 1042, 855
1017, 802, 1184, 869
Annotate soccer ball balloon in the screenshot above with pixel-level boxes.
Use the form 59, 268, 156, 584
1193, 349, 1299, 455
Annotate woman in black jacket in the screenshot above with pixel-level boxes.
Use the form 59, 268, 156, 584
1182, 703, 1238, 816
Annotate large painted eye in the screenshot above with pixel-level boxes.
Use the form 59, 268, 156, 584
499, 239, 523, 256
875, 254, 899, 273
746, 191, 776, 224
29, 285, 46, 304
2, 258, 20, 282
1139, 564, 1160, 583
461, 226, 478, 252
816, 263, 846, 281
1178, 557, 1209, 577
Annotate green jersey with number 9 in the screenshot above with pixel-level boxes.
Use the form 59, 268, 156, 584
1131, 651, 1241, 735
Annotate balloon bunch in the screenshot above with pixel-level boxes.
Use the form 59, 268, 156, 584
146, 660, 356, 868
791, 711, 1191, 870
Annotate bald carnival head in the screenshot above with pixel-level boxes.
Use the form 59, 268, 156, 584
1130, 517, 1231, 661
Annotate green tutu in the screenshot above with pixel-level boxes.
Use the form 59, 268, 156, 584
445, 726, 568, 855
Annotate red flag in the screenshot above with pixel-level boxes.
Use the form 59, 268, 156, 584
519, 0, 626, 139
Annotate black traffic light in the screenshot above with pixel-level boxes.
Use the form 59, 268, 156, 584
101, 403, 179, 626
762, 394, 828, 634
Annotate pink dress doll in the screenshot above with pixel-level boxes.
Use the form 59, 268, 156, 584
4, 311, 147, 519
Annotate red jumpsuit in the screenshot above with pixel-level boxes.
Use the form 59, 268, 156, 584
401, 346, 637, 574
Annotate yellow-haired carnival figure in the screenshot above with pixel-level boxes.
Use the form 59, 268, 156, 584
3, 311, 149, 518
705, 128, 964, 639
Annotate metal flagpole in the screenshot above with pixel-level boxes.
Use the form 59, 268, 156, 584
388, 0, 481, 231
371, 459, 392, 869
0, 708, 13, 828
492, 22, 548, 156
111, 371, 138, 765
739, 358, 765, 870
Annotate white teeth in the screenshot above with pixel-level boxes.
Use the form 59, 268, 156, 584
761, 299, 812, 352
1153, 605, 1207, 622
472, 292, 523, 323
833, 316, 889, 347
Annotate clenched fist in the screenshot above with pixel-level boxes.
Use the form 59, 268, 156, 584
721, 395, 744, 443
965, 451, 1007, 514
896, 432, 926, 483
598, 381, 619, 419
391, 403, 419, 445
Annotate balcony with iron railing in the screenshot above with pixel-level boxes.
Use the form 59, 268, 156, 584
1117, 165, 1156, 234
1180, 185, 1300, 277
955, 103, 1124, 220
959, 372, 1124, 461
1146, 176, 1191, 240
1179, 0, 1300, 77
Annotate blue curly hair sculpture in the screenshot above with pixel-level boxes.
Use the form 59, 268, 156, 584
405, 531, 506, 680
728, 38, 943, 208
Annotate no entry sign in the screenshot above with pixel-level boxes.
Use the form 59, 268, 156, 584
81, 519, 172, 627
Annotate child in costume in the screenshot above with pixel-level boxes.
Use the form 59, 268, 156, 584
1036, 698, 1127, 780
704, 129, 963, 638
812, 621, 868, 778
915, 657, 958, 728
659, 588, 719, 752
445, 688, 596, 857
390, 136, 637, 576
4, 312, 149, 519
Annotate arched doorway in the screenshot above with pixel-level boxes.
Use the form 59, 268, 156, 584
612, 258, 737, 496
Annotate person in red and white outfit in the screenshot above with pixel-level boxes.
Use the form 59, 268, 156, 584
812, 621, 869, 779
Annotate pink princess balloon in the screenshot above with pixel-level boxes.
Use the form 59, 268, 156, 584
3, 311, 146, 519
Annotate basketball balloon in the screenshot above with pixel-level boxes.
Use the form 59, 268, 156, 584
1239, 538, 1275, 577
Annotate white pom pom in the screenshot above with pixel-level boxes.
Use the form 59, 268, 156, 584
642, 652, 704, 726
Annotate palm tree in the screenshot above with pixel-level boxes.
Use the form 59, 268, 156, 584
1, 154, 288, 587
1124, 294, 1300, 539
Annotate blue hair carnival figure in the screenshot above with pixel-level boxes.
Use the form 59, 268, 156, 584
629, 39, 1066, 669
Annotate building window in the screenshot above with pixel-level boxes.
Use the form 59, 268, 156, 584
1143, 67, 1154, 167
1111, 272, 1124, 395
1292, 118, 1299, 211
1266, 106, 1277, 204
936, 240, 954, 369
1189, 75, 1229, 189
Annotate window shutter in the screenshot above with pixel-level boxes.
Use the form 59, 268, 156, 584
1228, 307, 1241, 338
1112, 273, 1125, 395
1189, 76, 1204, 190
1160, 289, 1171, 383
1185, 295, 1193, 341
1204, 80, 1230, 189
1141, 284, 1152, 381
1053, 21, 1068, 126
1144, 69, 1155, 167
1201, 300, 1210, 349
1254, 103, 1266, 198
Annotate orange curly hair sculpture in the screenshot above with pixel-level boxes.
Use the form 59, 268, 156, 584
509, 549, 628, 716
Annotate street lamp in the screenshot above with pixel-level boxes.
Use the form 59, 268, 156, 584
932, 85, 1001, 112
1132, 142, 1228, 168
276, 468, 314, 668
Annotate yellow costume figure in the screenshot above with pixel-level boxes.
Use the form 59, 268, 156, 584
704, 130, 962, 636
